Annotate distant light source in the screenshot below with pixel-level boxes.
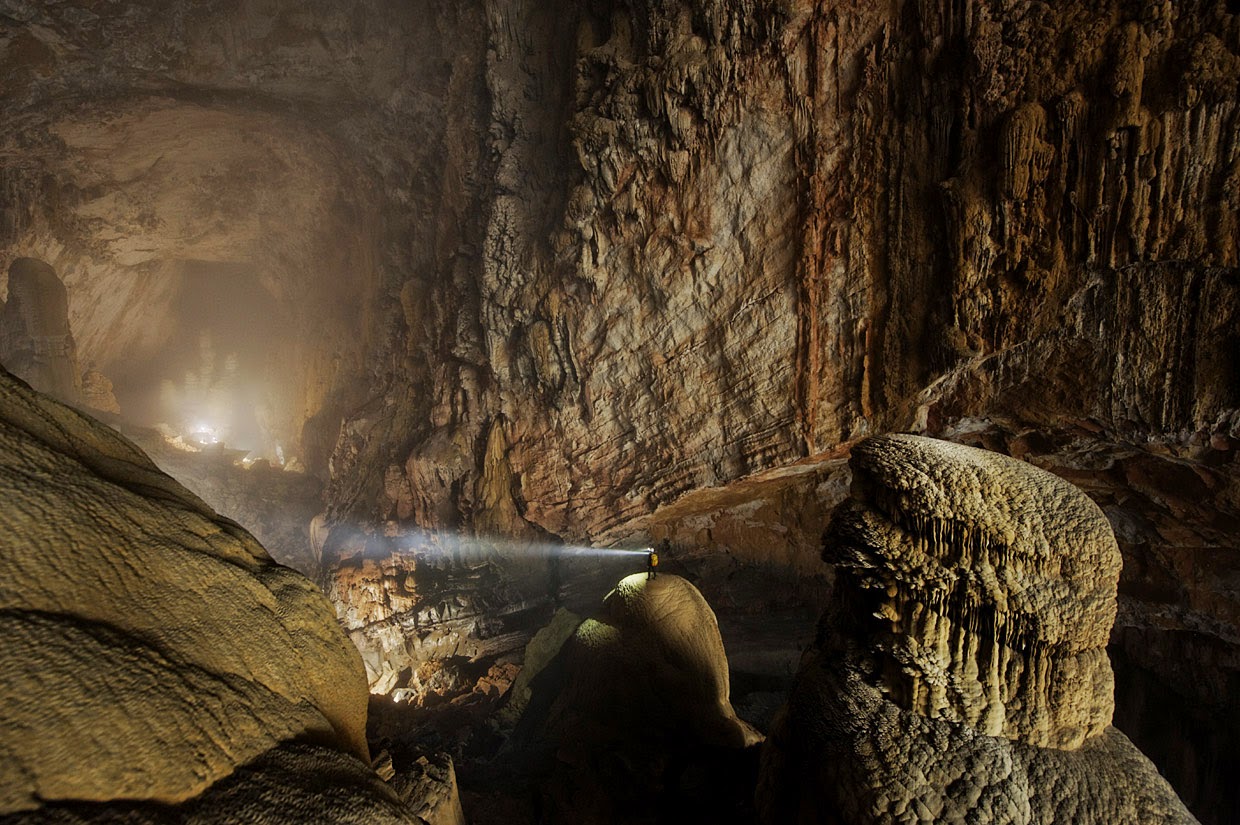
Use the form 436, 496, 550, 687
188, 422, 221, 446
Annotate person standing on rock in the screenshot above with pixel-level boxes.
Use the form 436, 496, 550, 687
648, 539, 669, 579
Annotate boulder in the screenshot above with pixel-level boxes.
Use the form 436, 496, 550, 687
513, 572, 762, 823
560, 573, 762, 751
0, 365, 424, 822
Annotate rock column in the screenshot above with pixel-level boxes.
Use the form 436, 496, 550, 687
758, 434, 1197, 824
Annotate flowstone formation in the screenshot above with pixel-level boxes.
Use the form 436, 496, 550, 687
759, 434, 1195, 824
0, 366, 428, 823
511, 573, 761, 823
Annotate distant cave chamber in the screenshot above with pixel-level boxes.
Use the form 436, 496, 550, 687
1, 100, 385, 466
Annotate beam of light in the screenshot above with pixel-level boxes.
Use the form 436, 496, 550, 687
332, 525, 650, 563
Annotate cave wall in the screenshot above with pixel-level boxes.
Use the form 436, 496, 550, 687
1, 1, 1236, 815
359, 0, 1240, 547
380, 6, 1234, 816
0, 0, 485, 461
4, 0, 1233, 539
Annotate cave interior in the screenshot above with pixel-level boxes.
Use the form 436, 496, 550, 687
0, 1, 1237, 824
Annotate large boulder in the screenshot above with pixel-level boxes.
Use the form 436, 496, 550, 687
759, 434, 1196, 824
0, 365, 422, 822
549, 573, 762, 751
511, 572, 761, 823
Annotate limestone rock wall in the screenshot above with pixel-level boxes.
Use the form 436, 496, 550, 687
409, 0, 1240, 546
3, 0, 1234, 553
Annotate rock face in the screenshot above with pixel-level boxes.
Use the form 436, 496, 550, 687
6, 1, 1234, 535
79, 363, 120, 415
0, 365, 423, 821
759, 435, 1195, 824
562, 573, 762, 751
326, 530, 558, 699
0, 2, 1236, 817
0, 257, 78, 402
395, 0, 1240, 542
308, 8, 1238, 811
837, 435, 1121, 749
512, 573, 762, 823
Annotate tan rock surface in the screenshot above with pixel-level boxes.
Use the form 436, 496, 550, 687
759, 435, 1195, 823
0, 366, 419, 819
4, 743, 426, 824
545, 573, 761, 750
835, 434, 1121, 748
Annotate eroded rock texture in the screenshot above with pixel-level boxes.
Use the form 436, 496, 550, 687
326, 530, 558, 700
319, 5, 1239, 794
759, 435, 1195, 824
837, 435, 1121, 749
511, 573, 762, 823
0, 365, 424, 822
939, 417, 1240, 822
397, 0, 1240, 541
1, 2, 1236, 816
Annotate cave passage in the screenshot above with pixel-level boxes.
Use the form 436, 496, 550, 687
110, 259, 288, 457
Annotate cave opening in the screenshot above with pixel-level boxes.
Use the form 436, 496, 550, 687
110, 259, 287, 459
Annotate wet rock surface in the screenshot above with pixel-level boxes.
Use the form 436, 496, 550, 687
760, 435, 1195, 824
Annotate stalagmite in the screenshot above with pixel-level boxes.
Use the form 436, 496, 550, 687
758, 434, 1197, 824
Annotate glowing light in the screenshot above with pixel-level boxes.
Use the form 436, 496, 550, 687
334, 527, 652, 561
187, 421, 221, 445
